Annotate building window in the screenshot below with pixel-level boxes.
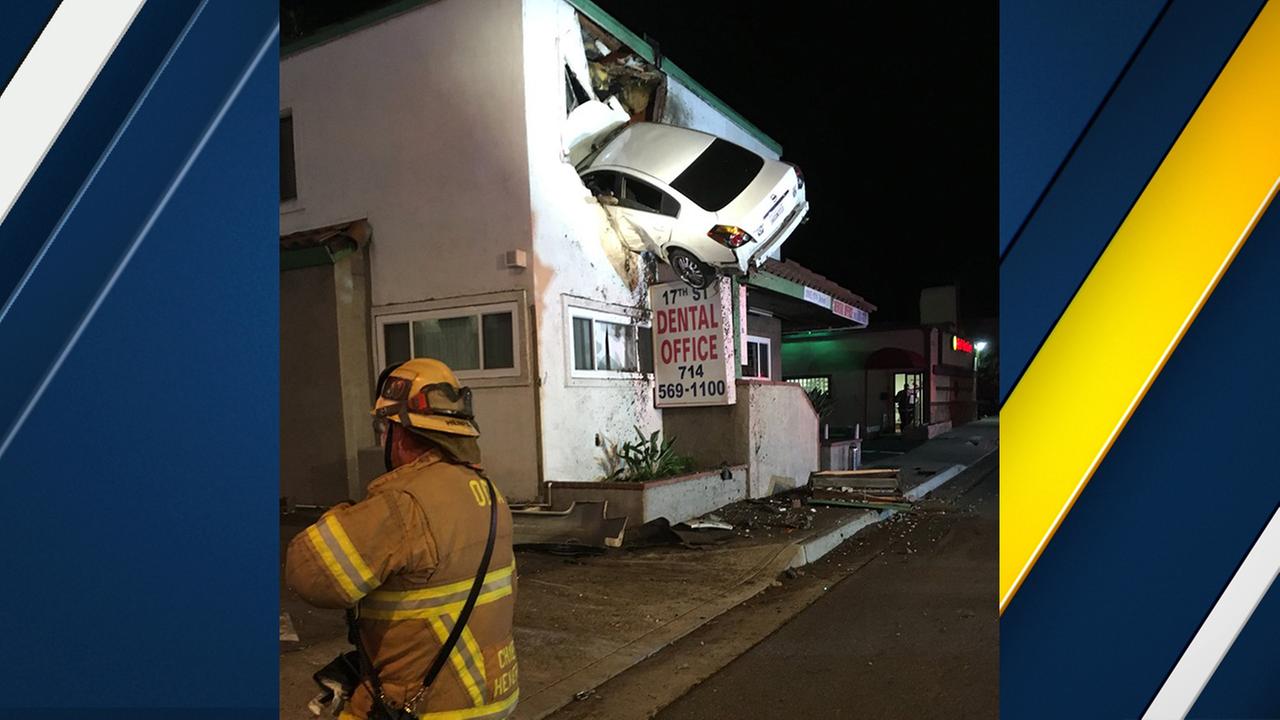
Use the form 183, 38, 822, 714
280, 114, 297, 202
743, 335, 771, 379
570, 307, 652, 377
378, 303, 518, 378
786, 376, 830, 394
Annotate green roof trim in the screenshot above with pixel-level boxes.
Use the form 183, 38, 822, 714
281, 0, 784, 155
564, 0, 782, 155
746, 269, 806, 300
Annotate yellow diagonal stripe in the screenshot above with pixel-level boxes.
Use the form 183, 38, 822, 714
323, 516, 377, 588
428, 615, 486, 706
305, 525, 361, 603
1001, 3, 1280, 613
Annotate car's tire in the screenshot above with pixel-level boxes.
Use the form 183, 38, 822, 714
667, 248, 714, 289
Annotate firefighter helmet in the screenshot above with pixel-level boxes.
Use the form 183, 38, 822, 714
372, 358, 480, 438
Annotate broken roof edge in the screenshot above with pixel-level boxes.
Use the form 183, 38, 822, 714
280, 0, 785, 156
565, 0, 784, 156
280, 219, 372, 271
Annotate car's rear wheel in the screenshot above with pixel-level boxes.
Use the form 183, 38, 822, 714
668, 249, 714, 289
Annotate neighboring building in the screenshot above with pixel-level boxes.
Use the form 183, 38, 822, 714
781, 286, 979, 440
278, 0, 874, 505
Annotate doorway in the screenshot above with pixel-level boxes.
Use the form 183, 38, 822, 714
893, 372, 924, 433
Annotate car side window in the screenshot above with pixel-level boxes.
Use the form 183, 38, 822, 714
621, 174, 679, 218
582, 171, 621, 199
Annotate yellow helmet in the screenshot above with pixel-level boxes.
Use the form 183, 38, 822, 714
371, 358, 480, 437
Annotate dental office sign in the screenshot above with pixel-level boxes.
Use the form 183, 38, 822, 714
650, 278, 737, 407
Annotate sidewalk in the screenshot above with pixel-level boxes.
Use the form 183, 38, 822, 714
278, 419, 998, 720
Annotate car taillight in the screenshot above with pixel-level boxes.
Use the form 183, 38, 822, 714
787, 162, 805, 190
708, 225, 752, 248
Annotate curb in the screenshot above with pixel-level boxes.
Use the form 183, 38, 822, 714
521, 447, 997, 719
787, 509, 886, 569
788, 456, 980, 570
904, 463, 966, 501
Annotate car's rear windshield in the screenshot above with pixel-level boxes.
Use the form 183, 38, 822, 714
670, 139, 764, 212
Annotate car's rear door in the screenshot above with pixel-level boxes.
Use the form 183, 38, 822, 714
613, 173, 679, 255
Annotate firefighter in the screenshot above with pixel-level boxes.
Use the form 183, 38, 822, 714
286, 358, 518, 719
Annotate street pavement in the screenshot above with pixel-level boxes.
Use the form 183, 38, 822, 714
655, 457, 998, 720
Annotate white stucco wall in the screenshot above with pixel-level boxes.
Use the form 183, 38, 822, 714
280, 0, 534, 304
745, 382, 819, 496
523, 0, 663, 482
661, 80, 779, 160
280, 0, 543, 500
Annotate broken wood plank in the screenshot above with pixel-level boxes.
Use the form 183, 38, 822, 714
809, 497, 913, 511
811, 474, 900, 492
811, 487, 906, 502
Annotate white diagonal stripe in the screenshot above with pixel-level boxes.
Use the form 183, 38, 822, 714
1143, 506, 1280, 719
0, 0, 145, 227
0, 0, 208, 326
0, 21, 280, 462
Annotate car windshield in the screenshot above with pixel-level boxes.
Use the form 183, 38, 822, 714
574, 124, 631, 172
670, 138, 765, 212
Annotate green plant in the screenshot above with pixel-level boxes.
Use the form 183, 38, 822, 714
609, 426, 694, 482
806, 388, 835, 419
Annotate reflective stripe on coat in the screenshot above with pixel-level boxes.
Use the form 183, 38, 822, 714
286, 452, 518, 719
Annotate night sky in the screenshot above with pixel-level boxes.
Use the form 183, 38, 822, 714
282, 1, 997, 324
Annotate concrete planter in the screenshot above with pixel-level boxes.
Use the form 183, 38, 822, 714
547, 465, 749, 525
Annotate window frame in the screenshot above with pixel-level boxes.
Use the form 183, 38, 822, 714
280, 114, 297, 202
619, 173, 680, 218
374, 301, 521, 380
567, 304, 652, 381
581, 170, 621, 201
785, 375, 832, 395
742, 334, 772, 380
279, 108, 305, 214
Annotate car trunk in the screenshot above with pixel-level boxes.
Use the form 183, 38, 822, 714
717, 163, 801, 258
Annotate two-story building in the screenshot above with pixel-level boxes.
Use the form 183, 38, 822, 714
279, 0, 875, 507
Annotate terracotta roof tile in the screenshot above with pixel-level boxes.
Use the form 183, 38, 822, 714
760, 258, 876, 312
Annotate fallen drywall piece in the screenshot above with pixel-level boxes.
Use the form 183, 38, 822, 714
512, 501, 628, 550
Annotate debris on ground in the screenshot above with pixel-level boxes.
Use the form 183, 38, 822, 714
670, 522, 734, 546
685, 516, 733, 531
715, 493, 816, 531
574, 689, 597, 702
809, 487, 912, 511
280, 612, 300, 642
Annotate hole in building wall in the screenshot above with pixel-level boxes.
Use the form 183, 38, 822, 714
578, 15, 666, 122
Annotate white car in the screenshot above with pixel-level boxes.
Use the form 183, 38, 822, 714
576, 122, 810, 289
